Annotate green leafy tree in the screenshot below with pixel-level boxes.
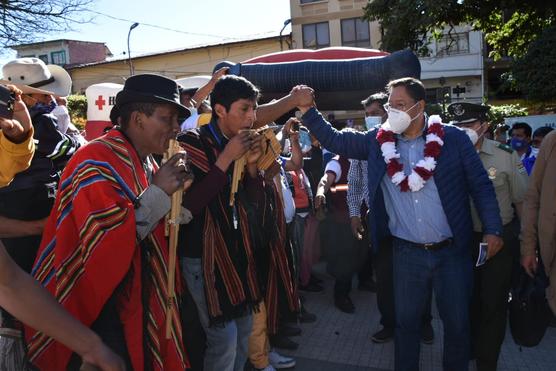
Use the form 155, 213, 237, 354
363, 0, 555, 59
487, 104, 528, 126
425, 103, 449, 121
512, 27, 556, 101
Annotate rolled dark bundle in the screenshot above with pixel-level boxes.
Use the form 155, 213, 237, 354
214, 49, 421, 110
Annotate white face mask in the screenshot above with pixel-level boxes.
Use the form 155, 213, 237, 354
365, 116, 382, 130
52, 105, 71, 134
462, 123, 487, 146
386, 102, 420, 134
462, 127, 479, 145
299, 130, 313, 153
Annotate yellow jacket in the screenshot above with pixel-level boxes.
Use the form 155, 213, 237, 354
0, 128, 34, 187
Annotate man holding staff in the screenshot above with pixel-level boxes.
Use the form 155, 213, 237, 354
26, 74, 193, 370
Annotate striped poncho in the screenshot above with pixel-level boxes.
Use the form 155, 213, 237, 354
178, 125, 262, 324
178, 124, 298, 331
24, 130, 188, 370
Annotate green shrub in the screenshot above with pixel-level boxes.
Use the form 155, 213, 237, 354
67, 94, 87, 130
487, 104, 528, 126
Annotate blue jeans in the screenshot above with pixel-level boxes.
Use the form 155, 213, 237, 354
181, 257, 253, 371
392, 238, 472, 371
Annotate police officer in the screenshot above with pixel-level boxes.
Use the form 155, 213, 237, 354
448, 102, 528, 371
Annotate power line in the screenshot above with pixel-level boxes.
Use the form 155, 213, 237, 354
88, 10, 228, 39
88, 10, 280, 44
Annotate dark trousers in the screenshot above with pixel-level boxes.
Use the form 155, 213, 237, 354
393, 237, 472, 371
320, 217, 368, 298
374, 237, 432, 330
357, 214, 374, 286
181, 280, 207, 371
470, 220, 518, 371
0, 186, 53, 327
357, 254, 374, 285
0, 186, 54, 273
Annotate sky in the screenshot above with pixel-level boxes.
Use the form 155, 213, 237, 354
0, 0, 292, 66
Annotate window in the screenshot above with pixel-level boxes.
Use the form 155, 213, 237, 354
302, 22, 330, 49
50, 50, 66, 65
341, 18, 370, 47
436, 33, 469, 56
300, 0, 323, 3
38, 54, 48, 64
425, 87, 451, 104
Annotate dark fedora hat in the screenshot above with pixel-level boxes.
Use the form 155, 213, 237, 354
110, 74, 191, 123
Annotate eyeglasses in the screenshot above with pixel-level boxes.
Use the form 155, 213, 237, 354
383, 101, 418, 112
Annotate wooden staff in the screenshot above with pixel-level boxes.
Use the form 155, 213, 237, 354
164, 139, 183, 338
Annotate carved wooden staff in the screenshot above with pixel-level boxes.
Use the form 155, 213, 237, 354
164, 139, 183, 338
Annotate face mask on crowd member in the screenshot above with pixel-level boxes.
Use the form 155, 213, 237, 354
34, 100, 57, 114
363, 96, 388, 130
51, 104, 70, 133
510, 137, 528, 151
461, 122, 487, 145
447, 103, 492, 147
509, 124, 532, 152
365, 116, 382, 130
385, 101, 421, 134
298, 129, 312, 153
462, 127, 479, 145
23, 94, 57, 114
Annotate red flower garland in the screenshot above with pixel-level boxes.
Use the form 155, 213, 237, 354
377, 115, 445, 192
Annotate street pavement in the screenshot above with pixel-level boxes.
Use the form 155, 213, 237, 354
280, 264, 556, 371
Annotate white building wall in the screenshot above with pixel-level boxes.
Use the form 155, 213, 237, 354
15, 42, 70, 65
420, 28, 483, 80
420, 27, 484, 103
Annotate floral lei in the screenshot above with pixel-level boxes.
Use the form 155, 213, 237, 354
376, 115, 445, 192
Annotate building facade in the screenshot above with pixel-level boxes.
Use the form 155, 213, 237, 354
10, 39, 112, 67
67, 36, 284, 93
289, 0, 485, 117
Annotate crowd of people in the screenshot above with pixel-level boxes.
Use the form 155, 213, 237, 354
0, 56, 554, 371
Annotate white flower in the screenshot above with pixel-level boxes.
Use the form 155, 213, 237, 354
416, 157, 436, 171
381, 142, 399, 162
428, 115, 442, 125
379, 117, 444, 192
426, 133, 444, 146
391, 171, 406, 185
408, 171, 425, 192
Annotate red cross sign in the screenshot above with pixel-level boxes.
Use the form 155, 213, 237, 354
95, 95, 106, 110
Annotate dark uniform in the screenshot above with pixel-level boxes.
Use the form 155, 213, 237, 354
449, 103, 528, 371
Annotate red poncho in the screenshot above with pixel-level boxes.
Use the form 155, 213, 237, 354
25, 130, 188, 370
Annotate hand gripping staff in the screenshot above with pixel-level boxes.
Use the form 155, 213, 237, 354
163, 139, 184, 338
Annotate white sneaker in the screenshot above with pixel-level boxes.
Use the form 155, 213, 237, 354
269, 350, 296, 369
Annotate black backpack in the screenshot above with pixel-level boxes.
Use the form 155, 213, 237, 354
509, 265, 552, 347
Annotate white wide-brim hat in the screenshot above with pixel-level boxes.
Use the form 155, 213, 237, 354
0, 57, 72, 97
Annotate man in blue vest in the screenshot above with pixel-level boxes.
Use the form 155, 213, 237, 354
296, 78, 503, 371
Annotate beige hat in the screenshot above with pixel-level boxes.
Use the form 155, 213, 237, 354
0, 57, 72, 97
